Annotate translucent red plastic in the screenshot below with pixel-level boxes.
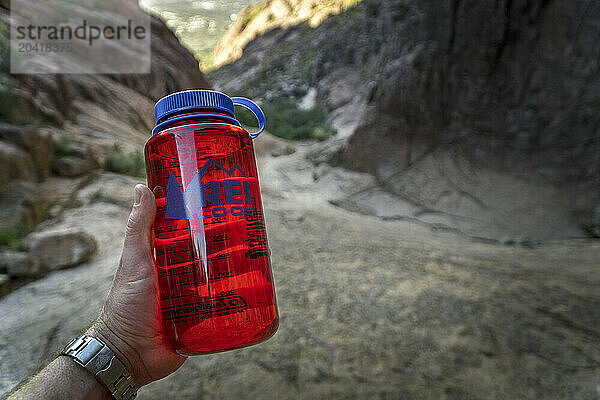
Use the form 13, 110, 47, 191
145, 115, 278, 355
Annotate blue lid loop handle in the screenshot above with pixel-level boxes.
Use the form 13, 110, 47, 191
232, 97, 266, 139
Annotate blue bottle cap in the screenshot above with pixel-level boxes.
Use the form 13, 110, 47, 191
154, 90, 235, 123
153, 90, 266, 139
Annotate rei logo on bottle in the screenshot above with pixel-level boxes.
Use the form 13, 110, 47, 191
165, 158, 255, 220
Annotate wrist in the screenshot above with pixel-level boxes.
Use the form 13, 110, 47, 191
86, 318, 149, 387
55, 356, 114, 400
11, 357, 113, 400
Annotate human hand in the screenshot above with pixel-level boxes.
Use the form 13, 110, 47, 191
87, 184, 186, 387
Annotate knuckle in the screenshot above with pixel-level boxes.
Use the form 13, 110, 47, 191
125, 213, 141, 235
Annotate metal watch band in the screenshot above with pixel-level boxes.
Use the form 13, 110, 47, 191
61, 335, 138, 400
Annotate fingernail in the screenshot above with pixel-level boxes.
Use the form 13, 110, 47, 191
134, 185, 143, 206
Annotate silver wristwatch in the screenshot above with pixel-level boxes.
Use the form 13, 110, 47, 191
61, 335, 138, 400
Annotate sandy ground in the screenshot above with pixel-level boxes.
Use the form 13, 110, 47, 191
0, 137, 599, 399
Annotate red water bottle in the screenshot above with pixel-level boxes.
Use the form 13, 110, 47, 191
145, 90, 278, 355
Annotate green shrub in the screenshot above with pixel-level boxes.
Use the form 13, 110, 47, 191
248, 99, 335, 141
53, 137, 72, 157
0, 227, 25, 251
105, 146, 145, 177
235, 105, 258, 128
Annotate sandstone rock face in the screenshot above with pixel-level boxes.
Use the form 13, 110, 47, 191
0, 1, 209, 167
0, 0, 209, 241
23, 228, 97, 271
211, 0, 600, 241
333, 0, 600, 225
214, 0, 361, 68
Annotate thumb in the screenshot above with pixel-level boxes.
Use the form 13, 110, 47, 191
122, 184, 156, 265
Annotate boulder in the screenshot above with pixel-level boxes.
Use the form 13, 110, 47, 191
0, 124, 54, 181
0, 180, 51, 231
0, 250, 44, 277
23, 228, 97, 271
0, 141, 36, 187
74, 173, 144, 209
271, 145, 297, 158
253, 132, 293, 159
51, 156, 95, 177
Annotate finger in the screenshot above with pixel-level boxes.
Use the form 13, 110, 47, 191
121, 184, 156, 269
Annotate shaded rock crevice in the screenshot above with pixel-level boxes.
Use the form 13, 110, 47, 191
212, 0, 600, 240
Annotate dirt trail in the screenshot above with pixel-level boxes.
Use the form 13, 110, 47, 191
0, 137, 599, 399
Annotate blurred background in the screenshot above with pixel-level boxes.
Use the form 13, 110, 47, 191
0, 0, 599, 399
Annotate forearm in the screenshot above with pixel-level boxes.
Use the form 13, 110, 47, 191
7, 322, 142, 400
8, 357, 111, 400
8, 185, 185, 399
